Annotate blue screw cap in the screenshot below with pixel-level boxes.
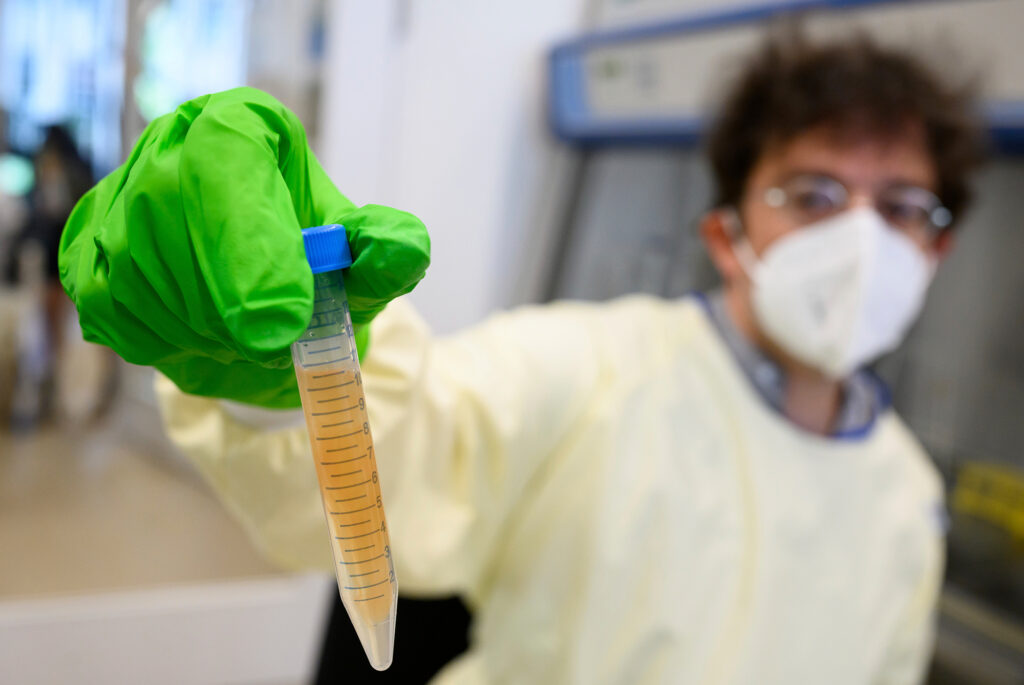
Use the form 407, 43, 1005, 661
301, 224, 352, 273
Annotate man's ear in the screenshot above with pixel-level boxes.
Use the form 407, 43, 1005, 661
700, 208, 746, 285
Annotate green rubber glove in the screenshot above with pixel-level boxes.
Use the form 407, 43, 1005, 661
59, 87, 429, 408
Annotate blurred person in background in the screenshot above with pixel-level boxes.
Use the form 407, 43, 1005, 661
4, 125, 94, 420
57, 32, 984, 685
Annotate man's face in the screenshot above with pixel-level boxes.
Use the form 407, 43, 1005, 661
704, 123, 949, 293
701, 123, 951, 359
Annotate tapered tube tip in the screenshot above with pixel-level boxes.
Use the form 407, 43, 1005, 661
362, 617, 396, 671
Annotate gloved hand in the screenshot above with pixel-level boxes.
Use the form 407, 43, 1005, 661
59, 87, 429, 409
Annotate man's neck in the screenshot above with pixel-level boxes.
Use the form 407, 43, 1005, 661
723, 285, 842, 435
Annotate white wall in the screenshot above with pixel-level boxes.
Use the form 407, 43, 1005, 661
318, 0, 588, 333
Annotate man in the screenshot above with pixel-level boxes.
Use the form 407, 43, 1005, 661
58, 33, 983, 684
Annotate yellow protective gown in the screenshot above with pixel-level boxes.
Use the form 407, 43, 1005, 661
156, 295, 944, 685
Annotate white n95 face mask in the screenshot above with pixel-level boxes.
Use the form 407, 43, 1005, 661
733, 206, 935, 379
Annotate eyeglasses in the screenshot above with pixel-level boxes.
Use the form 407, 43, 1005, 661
761, 173, 953, 239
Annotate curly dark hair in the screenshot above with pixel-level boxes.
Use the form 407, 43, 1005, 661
706, 32, 986, 225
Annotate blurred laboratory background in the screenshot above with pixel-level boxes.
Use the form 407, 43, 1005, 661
0, 0, 1022, 683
